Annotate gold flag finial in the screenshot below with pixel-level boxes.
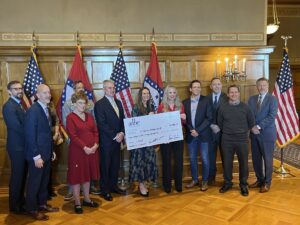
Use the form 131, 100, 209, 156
281, 35, 292, 51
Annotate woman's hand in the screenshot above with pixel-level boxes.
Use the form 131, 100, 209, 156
180, 113, 186, 121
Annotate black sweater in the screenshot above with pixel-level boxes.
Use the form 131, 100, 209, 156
217, 101, 255, 142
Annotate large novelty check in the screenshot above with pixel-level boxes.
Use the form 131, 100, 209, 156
124, 111, 183, 150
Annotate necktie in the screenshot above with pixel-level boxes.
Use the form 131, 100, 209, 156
45, 107, 52, 126
111, 100, 119, 118
257, 95, 262, 110
19, 103, 25, 112
213, 95, 218, 108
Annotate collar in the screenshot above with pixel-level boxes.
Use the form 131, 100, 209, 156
10, 96, 21, 104
37, 100, 48, 110
190, 95, 200, 102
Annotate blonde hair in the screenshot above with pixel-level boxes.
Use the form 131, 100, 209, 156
161, 85, 181, 112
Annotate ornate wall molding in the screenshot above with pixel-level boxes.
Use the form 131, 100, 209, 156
268, 5, 300, 17
0, 32, 265, 46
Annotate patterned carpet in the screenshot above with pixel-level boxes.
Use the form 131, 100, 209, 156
274, 143, 300, 169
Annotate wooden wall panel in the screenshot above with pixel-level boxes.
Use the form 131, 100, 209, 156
92, 62, 114, 84
245, 60, 264, 80
126, 62, 140, 82
196, 61, 215, 81
170, 61, 191, 82
0, 46, 274, 184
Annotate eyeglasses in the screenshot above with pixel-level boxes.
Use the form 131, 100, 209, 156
10, 87, 23, 91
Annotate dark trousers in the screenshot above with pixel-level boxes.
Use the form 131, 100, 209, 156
251, 135, 275, 185
8, 151, 27, 211
100, 142, 121, 194
160, 140, 184, 192
222, 140, 249, 188
208, 132, 223, 181
26, 160, 50, 212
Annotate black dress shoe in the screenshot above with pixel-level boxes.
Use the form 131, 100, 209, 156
101, 193, 113, 201
240, 187, 249, 196
112, 188, 127, 195
74, 205, 83, 214
82, 200, 99, 208
219, 185, 232, 193
10, 206, 26, 214
249, 181, 263, 188
27, 211, 49, 220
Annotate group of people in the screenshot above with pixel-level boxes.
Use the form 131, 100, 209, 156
3, 76, 278, 220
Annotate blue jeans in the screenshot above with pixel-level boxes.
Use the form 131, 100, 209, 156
187, 138, 209, 182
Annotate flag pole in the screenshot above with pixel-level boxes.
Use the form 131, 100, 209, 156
274, 35, 294, 177
118, 31, 128, 191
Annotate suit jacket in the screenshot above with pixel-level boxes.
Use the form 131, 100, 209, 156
24, 102, 53, 161
183, 95, 212, 143
248, 93, 278, 142
94, 96, 125, 149
207, 92, 228, 124
3, 97, 25, 153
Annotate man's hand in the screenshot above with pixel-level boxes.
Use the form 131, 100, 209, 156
115, 132, 124, 143
191, 129, 199, 137
34, 158, 44, 168
251, 126, 260, 134
210, 124, 220, 134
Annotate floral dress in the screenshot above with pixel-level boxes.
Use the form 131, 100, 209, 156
128, 104, 158, 183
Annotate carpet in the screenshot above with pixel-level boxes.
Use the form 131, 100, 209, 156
274, 143, 300, 169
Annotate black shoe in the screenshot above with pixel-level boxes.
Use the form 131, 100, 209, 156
74, 205, 83, 214
219, 185, 232, 193
112, 188, 127, 195
249, 181, 263, 188
101, 193, 113, 201
164, 188, 171, 194
82, 200, 99, 208
241, 187, 249, 196
10, 206, 26, 214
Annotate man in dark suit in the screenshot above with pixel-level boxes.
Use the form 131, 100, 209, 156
248, 78, 278, 193
24, 84, 59, 220
207, 77, 228, 184
94, 80, 126, 201
3, 81, 27, 214
183, 80, 212, 191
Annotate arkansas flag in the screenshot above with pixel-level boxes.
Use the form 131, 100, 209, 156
143, 42, 164, 111
56, 46, 94, 127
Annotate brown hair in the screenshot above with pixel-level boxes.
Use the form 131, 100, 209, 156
71, 90, 88, 104
227, 84, 240, 93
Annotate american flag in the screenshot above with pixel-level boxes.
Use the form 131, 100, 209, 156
23, 47, 44, 106
143, 42, 164, 111
272, 48, 300, 147
110, 48, 134, 118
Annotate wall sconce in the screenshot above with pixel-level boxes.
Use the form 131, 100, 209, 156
267, 0, 280, 35
215, 56, 247, 82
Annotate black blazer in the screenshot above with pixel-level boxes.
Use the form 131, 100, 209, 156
24, 102, 53, 161
183, 95, 212, 143
94, 96, 125, 149
3, 98, 25, 153
207, 92, 228, 124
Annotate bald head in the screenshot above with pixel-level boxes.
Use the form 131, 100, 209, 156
36, 84, 51, 105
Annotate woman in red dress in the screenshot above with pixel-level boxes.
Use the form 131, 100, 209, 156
66, 91, 99, 214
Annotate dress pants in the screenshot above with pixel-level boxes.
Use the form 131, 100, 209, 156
8, 151, 27, 211
26, 160, 50, 212
208, 132, 223, 181
160, 140, 184, 192
221, 140, 249, 188
100, 142, 121, 194
251, 134, 275, 185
